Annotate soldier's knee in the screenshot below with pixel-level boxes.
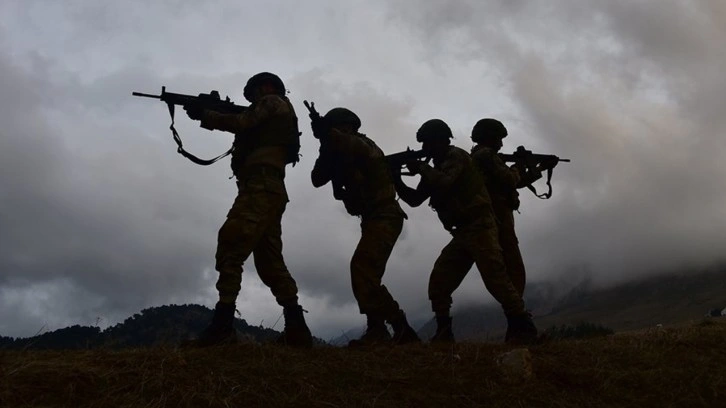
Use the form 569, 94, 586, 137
351, 250, 384, 274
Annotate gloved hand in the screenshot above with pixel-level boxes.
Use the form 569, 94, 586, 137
405, 160, 424, 175
311, 118, 330, 140
184, 104, 205, 121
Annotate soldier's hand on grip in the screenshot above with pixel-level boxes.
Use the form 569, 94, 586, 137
405, 159, 424, 175
184, 104, 204, 121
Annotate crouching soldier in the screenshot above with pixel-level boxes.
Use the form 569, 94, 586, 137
309, 107, 420, 347
391, 119, 537, 344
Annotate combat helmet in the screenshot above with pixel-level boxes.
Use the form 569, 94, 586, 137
243, 72, 286, 102
324, 107, 362, 131
471, 118, 507, 143
416, 119, 453, 143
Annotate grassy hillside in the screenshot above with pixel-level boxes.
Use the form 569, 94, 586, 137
417, 268, 726, 342
536, 269, 726, 331
2, 319, 724, 407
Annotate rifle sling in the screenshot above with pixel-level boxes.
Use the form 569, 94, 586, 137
524, 167, 554, 199
167, 102, 233, 166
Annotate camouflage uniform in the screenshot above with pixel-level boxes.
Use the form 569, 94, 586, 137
418, 146, 525, 318
311, 129, 408, 322
470, 145, 526, 296
200, 94, 300, 307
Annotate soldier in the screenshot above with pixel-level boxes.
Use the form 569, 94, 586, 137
183, 72, 313, 347
392, 119, 537, 344
469, 118, 554, 297
309, 107, 420, 347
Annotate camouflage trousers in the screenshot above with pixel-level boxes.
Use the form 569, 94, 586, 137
351, 215, 404, 321
215, 173, 299, 306
428, 224, 525, 317
493, 203, 526, 297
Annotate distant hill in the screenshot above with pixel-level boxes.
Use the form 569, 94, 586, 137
0, 304, 286, 350
416, 267, 726, 341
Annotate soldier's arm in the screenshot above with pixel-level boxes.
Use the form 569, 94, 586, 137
200, 94, 288, 134
311, 148, 333, 188
393, 176, 429, 207
475, 149, 521, 189
418, 153, 464, 190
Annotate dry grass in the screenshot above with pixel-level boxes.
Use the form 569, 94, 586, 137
2, 320, 725, 407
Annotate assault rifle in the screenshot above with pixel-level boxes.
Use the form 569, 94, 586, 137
386, 148, 430, 176
132, 86, 247, 165
499, 145, 570, 199
303, 100, 346, 201
303, 100, 330, 140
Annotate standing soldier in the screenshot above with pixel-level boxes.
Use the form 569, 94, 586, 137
470, 119, 529, 297
309, 107, 420, 346
392, 119, 537, 344
469, 118, 553, 298
183, 72, 313, 347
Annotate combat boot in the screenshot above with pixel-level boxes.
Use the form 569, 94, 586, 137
191, 301, 237, 347
431, 315, 454, 343
388, 310, 421, 345
348, 314, 391, 347
505, 312, 538, 345
277, 305, 313, 348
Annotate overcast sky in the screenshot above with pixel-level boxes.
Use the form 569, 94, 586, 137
1, 1, 725, 339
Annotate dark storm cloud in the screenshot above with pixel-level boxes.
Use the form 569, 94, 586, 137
385, 0, 726, 286
0, 55, 224, 335
2, 1, 725, 339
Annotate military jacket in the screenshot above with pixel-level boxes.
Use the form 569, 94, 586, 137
201, 94, 299, 176
470, 144, 521, 210
419, 146, 493, 231
312, 129, 405, 219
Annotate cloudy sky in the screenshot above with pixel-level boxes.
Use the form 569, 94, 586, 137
1, 1, 725, 339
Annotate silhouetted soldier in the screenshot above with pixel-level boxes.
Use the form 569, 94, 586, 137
392, 119, 537, 344
184, 72, 313, 347
470, 119, 530, 297
310, 107, 420, 347
469, 119, 560, 298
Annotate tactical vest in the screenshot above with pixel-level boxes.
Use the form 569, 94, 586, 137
337, 135, 400, 217
429, 147, 490, 230
230, 96, 300, 175
471, 145, 520, 211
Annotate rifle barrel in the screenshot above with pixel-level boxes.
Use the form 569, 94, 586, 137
131, 91, 160, 99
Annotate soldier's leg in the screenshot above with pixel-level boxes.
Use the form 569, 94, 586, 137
496, 209, 526, 297
253, 199, 299, 306
428, 238, 474, 342
215, 184, 278, 305
350, 216, 403, 319
465, 226, 537, 343
194, 182, 277, 346
348, 216, 405, 345
253, 195, 311, 347
463, 226, 525, 317
349, 216, 419, 345
428, 238, 475, 316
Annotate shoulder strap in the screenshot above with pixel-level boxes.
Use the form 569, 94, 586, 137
524, 167, 554, 199
166, 103, 233, 166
